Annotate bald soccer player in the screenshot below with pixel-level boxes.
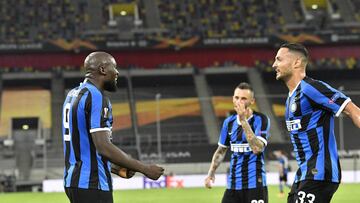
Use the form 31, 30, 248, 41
62, 52, 164, 203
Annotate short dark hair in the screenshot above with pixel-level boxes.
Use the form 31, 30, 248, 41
236, 82, 253, 92
280, 43, 309, 61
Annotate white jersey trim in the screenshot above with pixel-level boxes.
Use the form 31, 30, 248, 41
90, 128, 111, 133
335, 98, 351, 117
236, 114, 254, 125
218, 143, 229, 148
256, 136, 268, 146
288, 81, 301, 97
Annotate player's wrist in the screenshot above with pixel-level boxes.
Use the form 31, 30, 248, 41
239, 117, 247, 123
207, 171, 215, 178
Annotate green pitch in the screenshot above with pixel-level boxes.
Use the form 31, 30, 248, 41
0, 184, 359, 203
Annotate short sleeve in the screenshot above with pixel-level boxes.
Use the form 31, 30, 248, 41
218, 118, 231, 147
302, 79, 351, 117
253, 114, 270, 146
87, 89, 111, 133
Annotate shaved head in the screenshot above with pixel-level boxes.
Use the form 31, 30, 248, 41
83, 51, 119, 92
280, 43, 309, 66
84, 51, 116, 76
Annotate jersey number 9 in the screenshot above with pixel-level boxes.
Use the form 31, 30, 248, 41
63, 103, 71, 141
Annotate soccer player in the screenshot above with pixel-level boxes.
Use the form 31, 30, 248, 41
272, 43, 360, 203
205, 82, 270, 203
62, 52, 164, 203
274, 150, 291, 197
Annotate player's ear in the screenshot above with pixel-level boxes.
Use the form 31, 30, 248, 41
99, 65, 106, 75
294, 57, 302, 68
251, 98, 255, 105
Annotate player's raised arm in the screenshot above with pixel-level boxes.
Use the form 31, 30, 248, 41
342, 101, 360, 128
235, 102, 265, 154
238, 118, 265, 154
205, 146, 228, 189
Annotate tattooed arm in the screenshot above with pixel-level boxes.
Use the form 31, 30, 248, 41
205, 146, 228, 189
235, 101, 265, 154
239, 118, 265, 154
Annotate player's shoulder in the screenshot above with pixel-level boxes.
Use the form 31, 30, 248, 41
252, 111, 269, 121
302, 76, 336, 94
223, 113, 237, 124
302, 76, 329, 89
84, 82, 103, 98
252, 111, 268, 119
66, 86, 83, 98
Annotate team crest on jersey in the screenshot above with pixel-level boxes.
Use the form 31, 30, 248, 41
290, 102, 297, 113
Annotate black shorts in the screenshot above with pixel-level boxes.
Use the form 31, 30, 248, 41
222, 187, 268, 203
65, 187, 113, 203
280, 173, 288, 182
287, 180, 339, 203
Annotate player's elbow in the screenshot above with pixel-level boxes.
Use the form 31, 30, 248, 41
356, 115, 360, 128
251, 146, 264, 155
94, 141, 112, 158
252, 149, 262, 155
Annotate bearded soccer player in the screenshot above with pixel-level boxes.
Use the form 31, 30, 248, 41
205, 82, 271, 203
272, 43, 360, 203
62, 52, 164, 203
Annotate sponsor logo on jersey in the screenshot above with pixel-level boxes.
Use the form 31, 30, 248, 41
230, 143, 252, 153
286, 119, 302, 131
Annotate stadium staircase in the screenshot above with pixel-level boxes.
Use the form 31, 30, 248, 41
193, 70, 220, 144
144, 0, 162, 28
334, 0, 356, 22
278, 0, 297, 24
85, 0, 104, 30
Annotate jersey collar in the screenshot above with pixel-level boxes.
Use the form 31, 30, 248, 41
236, 114, 254, 125
288, 80, 301, 97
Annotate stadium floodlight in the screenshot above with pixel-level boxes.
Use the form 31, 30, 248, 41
108, 2, 142, 27
155, 93, 162, 162
311, 4, 318, 9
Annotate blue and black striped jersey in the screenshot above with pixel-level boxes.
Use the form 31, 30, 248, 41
285, 76, 351, 183
62, 81, 113, 191
218, 111, 270, 190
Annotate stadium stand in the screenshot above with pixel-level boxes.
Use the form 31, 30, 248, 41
157, 0, 285, 38
352, 0, 360, 23
3, 0, 360, 44
0, 0, 86, 43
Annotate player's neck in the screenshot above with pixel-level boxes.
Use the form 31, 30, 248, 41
244, 108, 253, 119
286, 72, 306, 93
86, 77, 104, 91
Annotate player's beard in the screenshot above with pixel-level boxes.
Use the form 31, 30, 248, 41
104, 79, 117, 92
276, 67, 292, 82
